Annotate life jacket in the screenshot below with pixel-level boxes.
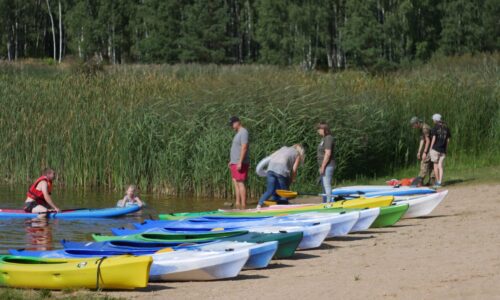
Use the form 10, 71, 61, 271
27, 176, 52, 205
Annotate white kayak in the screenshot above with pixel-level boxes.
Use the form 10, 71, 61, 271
248, 223, 330, 250
188, 241, 278, 269
282, 211, 360, 237
395, 190, 448, 218
349, 207, 381, 232
150, 247, 249, 281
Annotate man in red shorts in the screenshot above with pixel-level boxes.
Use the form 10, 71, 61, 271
228, 116, 249, 209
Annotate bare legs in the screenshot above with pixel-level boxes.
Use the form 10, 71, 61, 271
232, 179, 247, 209
432, 156, 445, 185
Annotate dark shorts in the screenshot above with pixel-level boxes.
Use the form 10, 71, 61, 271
24, 201, 50, 213
230, 163, 249, 181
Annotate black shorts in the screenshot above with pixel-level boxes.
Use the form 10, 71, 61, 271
24, 201, 50, 213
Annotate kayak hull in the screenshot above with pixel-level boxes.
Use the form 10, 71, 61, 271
0, 205, 141, 219
396, 190, 448, 218
350, 208, 380, 232
150, 249, 249, 281
0, 255, 151, 290
371, 204, 409, 228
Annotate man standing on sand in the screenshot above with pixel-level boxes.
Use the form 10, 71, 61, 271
228, 116, 249, 209
410, 117, 433, 186
429, 113, 451, 188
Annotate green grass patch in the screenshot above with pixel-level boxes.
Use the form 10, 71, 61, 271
0, 288, 122, 300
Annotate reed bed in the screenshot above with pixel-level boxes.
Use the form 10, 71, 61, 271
0, 54, 498, 197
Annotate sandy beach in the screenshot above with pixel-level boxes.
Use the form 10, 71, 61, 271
106, 183, 500, 300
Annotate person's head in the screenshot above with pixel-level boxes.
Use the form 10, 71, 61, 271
410, 116, 422, 129
293, 144, 306, 165
316, 122, 331, 137
432, 113, 442, 124
126, 185, 138, 198
42, 168, 56, 181
229, 116, 242, 131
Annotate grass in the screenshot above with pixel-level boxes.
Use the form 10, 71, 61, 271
0, 54, 498, 197
0, 288, 122, 300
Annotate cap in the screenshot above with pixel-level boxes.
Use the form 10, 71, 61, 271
410, 116, 421, 125
228, 116, 240, 126
432, 114, 442, 122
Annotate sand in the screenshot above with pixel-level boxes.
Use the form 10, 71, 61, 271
106, 183, 500, 299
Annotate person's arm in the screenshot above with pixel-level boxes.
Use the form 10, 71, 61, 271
39, 181, 59, 212
429, 135, 436, 152
237, 130, 249, 171
134, 197, 144, 207
320, 149, 332, 174
238, 143, 248, 171
422, 134, 430, 160
417, 139, 424, 160
291, 156, 301, 183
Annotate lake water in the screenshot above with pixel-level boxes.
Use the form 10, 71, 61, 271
0, 185, 228, 254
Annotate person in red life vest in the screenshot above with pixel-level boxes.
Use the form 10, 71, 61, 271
24, 168, 60, 214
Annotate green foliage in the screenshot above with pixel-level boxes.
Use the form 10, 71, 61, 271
1, 0, 498, 70
0, 55, 498, 197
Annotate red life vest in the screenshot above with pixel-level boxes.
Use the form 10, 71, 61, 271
27, 176, 53, 206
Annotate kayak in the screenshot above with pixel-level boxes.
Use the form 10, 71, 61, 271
350, 208, 380, 232
249, 224, 330, 250
0, 255, 151, 289
395, 190, 448, 218
157, 196, 394, 221
93, 230, 249, 243
11, 240, 278, 270
114, 223, 329, 250
332, 186, 435, 197
370, 204, 409, 228
149, 247, 249, 281
91, 231, 302, 259
0, 205, 141, 219
122, 211, 359, 238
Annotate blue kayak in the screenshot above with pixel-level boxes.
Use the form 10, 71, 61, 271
9, 240, 279, 270
332, 186, 435, 197
0, 205, 141, 219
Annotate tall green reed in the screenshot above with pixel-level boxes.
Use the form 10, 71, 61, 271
0, 54, 498, 197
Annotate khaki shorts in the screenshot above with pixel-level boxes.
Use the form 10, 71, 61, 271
430, 149, 446, 163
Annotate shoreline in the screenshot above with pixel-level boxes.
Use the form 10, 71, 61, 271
102, 183, 500, 299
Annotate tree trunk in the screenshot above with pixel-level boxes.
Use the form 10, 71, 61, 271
46, 0, 57, 61
58, 0, 62, 63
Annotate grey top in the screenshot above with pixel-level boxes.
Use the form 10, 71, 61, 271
230, 127, 250, 164
317, 135, 335, 167
267, 146, 299, 178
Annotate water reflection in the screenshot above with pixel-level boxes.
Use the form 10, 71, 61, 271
24, 218, 53, 251
0, 184, 228, 253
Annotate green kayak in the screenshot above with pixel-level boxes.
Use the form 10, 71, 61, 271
92, 231, 303, 259
370, 204, 409, 228
92, 230, 248, 243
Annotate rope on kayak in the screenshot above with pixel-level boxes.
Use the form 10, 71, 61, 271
95, 256, 108, 291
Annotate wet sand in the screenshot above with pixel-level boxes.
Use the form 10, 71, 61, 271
107, 183, 500, 299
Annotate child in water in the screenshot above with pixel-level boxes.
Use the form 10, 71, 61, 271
116, 185, 144, 207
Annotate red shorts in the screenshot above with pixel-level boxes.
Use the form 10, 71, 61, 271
230, 163, 249, 181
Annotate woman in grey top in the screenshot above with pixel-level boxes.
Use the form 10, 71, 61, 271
317, 122, 335, 202
257, 144, 305, 208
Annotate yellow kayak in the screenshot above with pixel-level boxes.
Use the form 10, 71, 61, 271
0, 255, 152, 290
264, 196, 393, 210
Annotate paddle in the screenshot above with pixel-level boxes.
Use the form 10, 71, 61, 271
275, 189, 361, 200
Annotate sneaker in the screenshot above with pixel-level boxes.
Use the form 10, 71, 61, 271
433, 182, 441, 189
256, 205, 262, 210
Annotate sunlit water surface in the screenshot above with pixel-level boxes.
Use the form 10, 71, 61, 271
0, 185, 228, 253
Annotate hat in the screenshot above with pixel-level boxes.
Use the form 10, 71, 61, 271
410, 116, 421, 125
432, 114, 442, 122
228, 116, 240, 126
